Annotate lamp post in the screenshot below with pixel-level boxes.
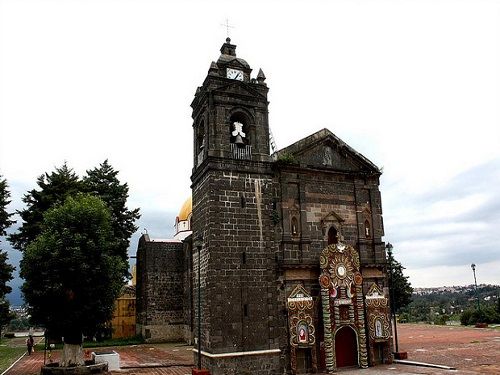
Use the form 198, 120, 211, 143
386, 242, 399, 353
470, 264, 480, 312
194, 235, 203, 370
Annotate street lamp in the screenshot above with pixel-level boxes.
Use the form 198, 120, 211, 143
386, 242, 399, 353
470, 264, 481, 312
194, 234, 203, 370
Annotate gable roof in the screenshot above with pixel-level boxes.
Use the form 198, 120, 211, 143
274, 128, 380, 174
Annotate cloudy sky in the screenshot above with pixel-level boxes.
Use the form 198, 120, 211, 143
1, 0, 499, 303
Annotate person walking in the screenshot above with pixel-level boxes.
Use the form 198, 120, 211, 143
26, 336, 33, 355
26, 335, 34, 355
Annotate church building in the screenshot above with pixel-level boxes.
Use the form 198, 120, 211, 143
136, 38, 393, 374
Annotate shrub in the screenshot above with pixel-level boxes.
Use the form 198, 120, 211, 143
461, 307, 500, 325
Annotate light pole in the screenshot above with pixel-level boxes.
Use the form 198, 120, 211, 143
470, 264, 480, 312
386, 242, 399, 353
194, 235, 203, 370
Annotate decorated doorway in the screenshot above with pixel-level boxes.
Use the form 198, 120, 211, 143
319, 242, 368, 372
335, 326, 358, 367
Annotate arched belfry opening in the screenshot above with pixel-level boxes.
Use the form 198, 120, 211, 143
229, 111, 253, 160
196, 120, 205, 151
229, 112, 250, 146
195, 119, 205, 167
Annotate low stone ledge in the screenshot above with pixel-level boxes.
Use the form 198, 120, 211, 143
40, 361, 108, 374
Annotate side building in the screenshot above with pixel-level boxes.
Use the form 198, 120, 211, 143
135, 197, 193, 343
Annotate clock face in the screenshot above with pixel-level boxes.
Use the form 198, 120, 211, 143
227, 68, 244, 81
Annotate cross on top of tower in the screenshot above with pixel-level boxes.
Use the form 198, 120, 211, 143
220, 18, 235, 39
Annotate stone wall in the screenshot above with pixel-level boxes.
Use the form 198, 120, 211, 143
135, 234, 186, 342
192, 163, 284, 374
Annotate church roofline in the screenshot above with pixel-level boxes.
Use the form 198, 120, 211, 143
274, 128, 381, 173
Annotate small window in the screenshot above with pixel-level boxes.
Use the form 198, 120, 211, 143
364, 220, 371, 238
291, 217, 299, 236
197, 121, 205, 150
328, 226, 338, 245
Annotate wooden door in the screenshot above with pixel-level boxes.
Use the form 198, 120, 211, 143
335, 326, 358, 368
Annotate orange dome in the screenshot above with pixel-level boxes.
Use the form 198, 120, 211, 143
178, 196, 192, 221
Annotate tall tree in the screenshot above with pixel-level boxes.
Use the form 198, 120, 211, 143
388, 251, 413, 313
0, 176, 15, 333
83, 160, 140, 263
20, 194, 126, 365
8, 164, 82, 252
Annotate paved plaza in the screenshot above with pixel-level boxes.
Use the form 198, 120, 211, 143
4, 324, 499, 374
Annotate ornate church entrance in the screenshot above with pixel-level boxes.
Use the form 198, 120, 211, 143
319, 241, 369, 371
335, 326, 358, 367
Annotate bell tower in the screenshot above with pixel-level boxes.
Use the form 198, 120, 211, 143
191, 38, 271, 170
190, 39, 281, 375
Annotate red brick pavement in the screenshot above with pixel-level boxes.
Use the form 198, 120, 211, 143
4, 325, 500, 374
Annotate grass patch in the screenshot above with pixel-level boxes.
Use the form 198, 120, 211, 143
84, 336, 144, 348
0, 345, 26, 373
34, 336, 145, 351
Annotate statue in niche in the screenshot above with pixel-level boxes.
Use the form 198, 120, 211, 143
375, 318, 383, 338
297, 322, 309, 344
323, 146, 333, 166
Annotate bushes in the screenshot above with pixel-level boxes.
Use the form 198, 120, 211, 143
434, 314, 450, 325
460, 307, 500, 325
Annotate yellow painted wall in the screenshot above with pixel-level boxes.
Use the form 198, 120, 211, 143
111, 288, 136, 339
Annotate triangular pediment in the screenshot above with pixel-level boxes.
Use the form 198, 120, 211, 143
275, 129, 380, 173
366, 283, 385, 299
321, 210, 344, 224
225, 59, 248, 69
287, 284, 312, 302
213, 81, 266, 100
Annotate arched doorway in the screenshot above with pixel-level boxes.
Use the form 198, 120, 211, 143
335, 326, 358, 368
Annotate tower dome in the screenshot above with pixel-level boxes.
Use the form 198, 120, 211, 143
178, 196, 192, 221
174, 196, 192, 240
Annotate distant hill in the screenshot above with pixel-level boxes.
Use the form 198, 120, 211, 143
402, 284, 499, 323
6, 284, 23, 307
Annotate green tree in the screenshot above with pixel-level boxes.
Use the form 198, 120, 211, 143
388, 251, 413, 313
8, 164, 82, 252
20, 194, 126, 365
9, 162, 140, 265
83, 160, 140, 263
0, 176, 15, 335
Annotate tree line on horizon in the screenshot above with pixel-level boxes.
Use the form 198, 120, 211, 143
399, 284, 500, 325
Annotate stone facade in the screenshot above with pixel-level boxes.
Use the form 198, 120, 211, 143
136, 38, 392, 374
